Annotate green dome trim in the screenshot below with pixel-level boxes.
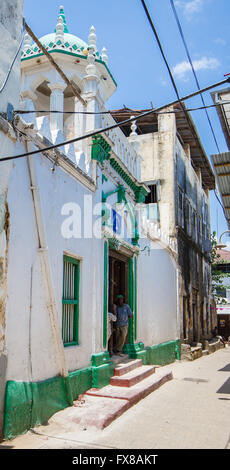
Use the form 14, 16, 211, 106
37, 32, 88, 51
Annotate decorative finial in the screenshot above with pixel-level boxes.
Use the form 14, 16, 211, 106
55, 16, 64, 43
130, 116, 137, 137
101, 47, 108, 65
88, 25, 97, 52
24, 32, 32, 51
55, 5, 69, 34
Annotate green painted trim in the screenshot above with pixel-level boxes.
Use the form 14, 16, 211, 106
3, 353, 113, 440
128, 258, 134, 345
63, 341, 79, 348
92, 362, 114, 388
62, 255, 80, 346
21, 50, 117, 87
91, 351, 111, 367
99, 59, 118, 87
134, 256, 137, 341
91, 135, 148, 204
4, 377, 70, 440
69, 367, 92, 400
123, 342, 147, 364
103, 240, 109, 349
21, 50, 87, 62
146, 340, 181, 366
3, 341, 181, 439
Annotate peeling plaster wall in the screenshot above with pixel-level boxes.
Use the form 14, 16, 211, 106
0, 0, 24, 439
0, 0, 24, 114
138, 110, 177, 237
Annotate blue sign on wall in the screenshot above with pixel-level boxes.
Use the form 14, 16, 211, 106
112, 209, 122, 235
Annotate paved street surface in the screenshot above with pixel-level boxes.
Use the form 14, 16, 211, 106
1, 346, 230, 450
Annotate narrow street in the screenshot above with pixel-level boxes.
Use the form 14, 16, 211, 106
1, 346, 230, 450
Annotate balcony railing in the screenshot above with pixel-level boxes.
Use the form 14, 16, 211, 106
101, 112, 141, 181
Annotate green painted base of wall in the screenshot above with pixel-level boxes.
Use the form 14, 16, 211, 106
91, 351, 114, 388
4, 352, 114, 441
4, 376, 70, 441
69, 367, 92, 400
146, 340, 181, 365
123, 343, 147, 364
3, 343, 180, 440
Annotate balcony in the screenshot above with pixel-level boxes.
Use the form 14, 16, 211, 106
101, 112, 142, 182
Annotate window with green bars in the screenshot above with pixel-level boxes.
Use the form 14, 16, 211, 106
62, 255, 80, 347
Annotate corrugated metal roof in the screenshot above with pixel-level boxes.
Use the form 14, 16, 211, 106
211, 89, 230, 151
211, 151, 230, 228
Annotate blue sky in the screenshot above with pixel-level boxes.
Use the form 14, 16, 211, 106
24, 0, 230, 246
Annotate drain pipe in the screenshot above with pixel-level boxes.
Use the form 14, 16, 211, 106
23, 129, 72, 405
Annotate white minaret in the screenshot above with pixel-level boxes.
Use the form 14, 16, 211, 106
23, 33, 32, 52
88, 25, 97, 52
101, 47, 108, 65
55, 15, 64, 43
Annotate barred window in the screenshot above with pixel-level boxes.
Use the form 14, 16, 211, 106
62, 255, 80, 346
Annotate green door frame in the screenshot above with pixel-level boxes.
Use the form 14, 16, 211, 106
103, 240, 138, 350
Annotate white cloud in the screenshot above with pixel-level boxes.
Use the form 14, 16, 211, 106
172, 56, 220, 80
214, 38, 226, 46
175, 0, 204, 18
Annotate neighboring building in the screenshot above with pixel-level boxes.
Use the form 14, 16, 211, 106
112, 103, 216, 346
0, 6, 180, 440
211, 89, 230, 229
216, 304, 230, 341
214, 248, 230, 302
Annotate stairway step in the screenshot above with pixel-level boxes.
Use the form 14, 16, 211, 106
114, 359, 143, 377
110, 365, 156, 387
86, 369, 173, 407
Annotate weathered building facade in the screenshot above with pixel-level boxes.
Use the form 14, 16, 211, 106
0, 6, 180, 440
112, 104, 215, 347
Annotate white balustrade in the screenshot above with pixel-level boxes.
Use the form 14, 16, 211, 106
101, 112, 140, 180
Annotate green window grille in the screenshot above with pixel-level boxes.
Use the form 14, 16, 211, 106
62, 255, 80, 347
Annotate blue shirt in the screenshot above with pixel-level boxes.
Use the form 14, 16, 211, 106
116, 304, 132, 327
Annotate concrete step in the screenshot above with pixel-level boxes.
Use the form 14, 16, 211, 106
86, 369, 173, 409
114, 359, 143, 377
110, 365, 156, 387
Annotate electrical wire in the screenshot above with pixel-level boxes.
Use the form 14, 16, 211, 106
169, 0, 227, 217
0, 19, 25, 94
13, 101, 230, 116
140, 0, 227, 218
0, 76, 228, 163
170, 0, 220, 153
140, 0, 182, 103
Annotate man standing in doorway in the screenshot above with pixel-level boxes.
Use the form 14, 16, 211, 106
115, 294, 132, 356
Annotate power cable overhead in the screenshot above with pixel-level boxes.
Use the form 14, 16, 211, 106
169, 0, 227, 217
170, 0, 220, 154
14, 101, 230, 116
0, 76, 229, 163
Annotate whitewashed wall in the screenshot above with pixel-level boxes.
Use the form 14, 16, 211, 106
137, 241, 179, 346
6, 150, 104, 383
0, 0, 24, 439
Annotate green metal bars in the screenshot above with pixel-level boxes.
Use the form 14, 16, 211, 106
62, 255, 80, 347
